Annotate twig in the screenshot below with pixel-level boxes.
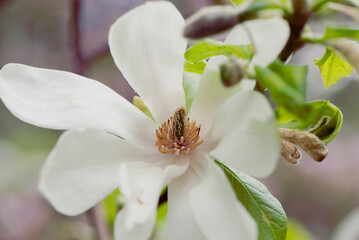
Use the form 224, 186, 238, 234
70, 1, 111, 238
85, 205, 111, 240
279, 0, 311, 61
71, 0, 85, 75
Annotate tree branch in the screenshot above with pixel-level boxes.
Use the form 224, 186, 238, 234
279, 0, 311, 62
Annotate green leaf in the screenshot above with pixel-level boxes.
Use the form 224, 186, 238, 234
322, 25, 359, 41
133, 96, 155, 121
255, 60, 309, 119
101, 189, 122, 230
278, 100, 343, 144
216, 160, 287, 240
183, 72, 201, 112
286, 219, 314, 240
152, 202, 168, 240
185, 39, 253, 64
314, 48, 354, 88
184, 61, 206, 75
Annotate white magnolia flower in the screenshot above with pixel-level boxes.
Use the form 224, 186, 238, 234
0, 1, 289, 239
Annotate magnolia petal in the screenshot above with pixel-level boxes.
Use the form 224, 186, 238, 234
189, 25, 256, 134
206, 91, 280, 178
232, 17, 290, 70
0, 63, 157, 147
189, 18, 289, 133
166, 154, 207, 240
38, 128, 159, 216
115, 157, 189, 240
109, 1, 186, 123
189, 154, 257, 240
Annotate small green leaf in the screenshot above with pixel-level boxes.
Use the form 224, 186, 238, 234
183, 72, 201, 112
185, 39, 253, 64
278, 100, 343, 144
314, 48, 354, 88
101, 189, 122, 230
286, 219, 314, 240
255, 60, 309, 119
184, 61, 206, 75
133, 96, 155, 121
153, 202, 168, 240
216, 160, 287, 240
322, 25, 359, 41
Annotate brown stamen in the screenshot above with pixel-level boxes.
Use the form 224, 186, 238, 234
155, 107, 204, 155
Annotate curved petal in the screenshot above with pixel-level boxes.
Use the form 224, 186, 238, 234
0, 63, 157, 147
204, 91, 280, 178
189, 25, 256, 134
109, 1, 186, 123
115, 157, 189, 240
189, 153, 257, 240
38, 128, 159, 216
166, 154, 208, 240
245, 17, 290, 69
189, 18, 289, 133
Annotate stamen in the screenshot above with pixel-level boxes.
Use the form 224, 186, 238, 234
155, 107, 204, 155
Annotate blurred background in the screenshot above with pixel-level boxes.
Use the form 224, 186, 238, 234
0, 0, 358, 239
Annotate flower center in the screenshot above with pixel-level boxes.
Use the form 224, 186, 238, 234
155, 107, 204, 155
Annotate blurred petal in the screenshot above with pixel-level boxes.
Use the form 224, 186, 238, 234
109, 1, 186, 123
189, 153, 257, 240
0, 64, 157, 147
245, 18, 290, 69
38, 128, 159, 216
115, 157, 189, 240
166, 155, 207, 240
206, 91, 280, 177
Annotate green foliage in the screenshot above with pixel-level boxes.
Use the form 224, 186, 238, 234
278, 100, 343, 144
314, 48, 354, 88
322, 25, 359, 41
152, 203, 168, 240
184, 61, 206, 75
101, 189, 122, 230
255, 60, 309, 119
183, 72, 201, 112
185, 39, 253, 64
232, 0, 291, 13
133, 96, 155, 121
216, 160, 287, 240
286, 219, 314, 240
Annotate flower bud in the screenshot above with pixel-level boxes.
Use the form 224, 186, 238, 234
220, 57, 244, 87
184, 6, 240, 39
279, 128, 328, 162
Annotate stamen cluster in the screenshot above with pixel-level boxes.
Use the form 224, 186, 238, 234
155, 107, 204, 155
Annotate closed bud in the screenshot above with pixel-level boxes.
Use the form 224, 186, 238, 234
184, 6, 240, 39
220, 57, 244, 87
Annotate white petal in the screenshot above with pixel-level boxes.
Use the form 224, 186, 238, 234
189, 18, 289, 132
0, 64, 157, 147
115, 157, 189, 240
206, 91, 280, 178
109, 1, 186, 123
189, 24, 257, 133
189, 153, 257, 240
38, 128, 159, 216
166, 154, 208, 240
244, 17, 290, 69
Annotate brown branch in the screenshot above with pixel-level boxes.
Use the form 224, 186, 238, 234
85, 205, 111, 240
70, 1, 110, 238
157, 188, 168, 207
71, 0, 85, 75
279, 0, 311, 62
